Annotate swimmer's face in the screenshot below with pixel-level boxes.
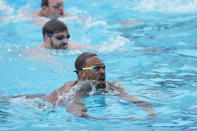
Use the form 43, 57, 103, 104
83, 56, 106, 89
47, 31, 70, 49
48, 0, 64, 18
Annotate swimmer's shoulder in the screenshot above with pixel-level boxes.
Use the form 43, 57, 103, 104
47, 81, 76, 104
55, 81, 77, 95
63, 12, 74, 17
31, 11, 41, 16
61, 81, 76, 91
39, 44, 44, 48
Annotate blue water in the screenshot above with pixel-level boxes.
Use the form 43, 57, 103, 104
1, 0, 197, 130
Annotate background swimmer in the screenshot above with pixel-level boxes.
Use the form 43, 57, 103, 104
41, 19, 91, 50
31, 0, 73, 19
30, 0, 86, 26
25, 19, 92, 65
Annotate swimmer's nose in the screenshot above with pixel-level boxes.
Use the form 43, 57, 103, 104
99, 67, 105, 74
59, 5, 64, 11
99, 71, 106, 82
62, 37, 68, 43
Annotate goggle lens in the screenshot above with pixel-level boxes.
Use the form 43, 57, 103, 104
54, 34, 70, 40
52, 3, 63, 8
92, 65, 105, 72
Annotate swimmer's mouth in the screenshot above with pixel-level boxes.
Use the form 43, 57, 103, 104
98, 75, 105, 82
97, 75, 106, 89
59, 43, 68, 49
60, 12, 63, 16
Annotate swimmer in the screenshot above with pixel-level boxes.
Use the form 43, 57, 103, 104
25, 19, 91, 66
30, 0, 86, 26
47, 52, 157, 119
41, 19, 91, 50
31, 0, 73, 19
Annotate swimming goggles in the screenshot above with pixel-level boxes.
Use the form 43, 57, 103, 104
47, 33, 70, 40
52, 34, 70, 40
82, 64, 106, 72
50, 3, 64, 9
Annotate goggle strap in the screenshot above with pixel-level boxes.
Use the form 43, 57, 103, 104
46, 32, 52, 37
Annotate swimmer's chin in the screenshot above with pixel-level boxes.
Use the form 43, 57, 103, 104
53, 43, 68, 49
59, 45, 68, 49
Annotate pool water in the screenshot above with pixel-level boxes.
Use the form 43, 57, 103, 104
1, 0, 197, 130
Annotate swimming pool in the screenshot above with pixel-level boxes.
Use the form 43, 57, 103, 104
1, 0, 197, 130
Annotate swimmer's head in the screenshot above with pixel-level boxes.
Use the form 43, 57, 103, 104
42, 0, 49, 7
43, 19, 70, 49
41, 0, 64, 18
75, 52, 106, 89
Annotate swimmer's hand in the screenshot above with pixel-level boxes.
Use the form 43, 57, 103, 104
120, 20, 141, 26
82, 113, 140, 120
146, 112, 157, 117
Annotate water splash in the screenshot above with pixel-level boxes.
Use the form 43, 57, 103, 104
9, 97, 53, 113
85, 17, 108, 28
0, 0, 14, 16
98, 35, 129, 52
56, 80, 97, 106
56, 80, 120, 106
133, 0, 197, 13
0, 0, 30, 23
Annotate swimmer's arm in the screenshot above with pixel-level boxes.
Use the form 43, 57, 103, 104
63, 12, 75, 17
66, 100, 88, 117
47, 90, 58, 105
108, 20, 141, 26
114, 86, 157, 117
31, 11, 40, 16
66, 100, 139, 120
22, 9, 48, 26
119, 20, 141, 26
31, 17, 48, 27
63, 13, 87, 23
68, 41, 93, 50
66, 101, 104, 119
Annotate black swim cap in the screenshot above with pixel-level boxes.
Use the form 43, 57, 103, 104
74, 52, 97, 74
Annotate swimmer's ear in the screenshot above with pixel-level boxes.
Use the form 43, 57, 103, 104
78, 70, 86, 80
44, 34, 49, 41
42, 6, 49, 16
43, 34, 51, 47
42, 6, 48, 11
